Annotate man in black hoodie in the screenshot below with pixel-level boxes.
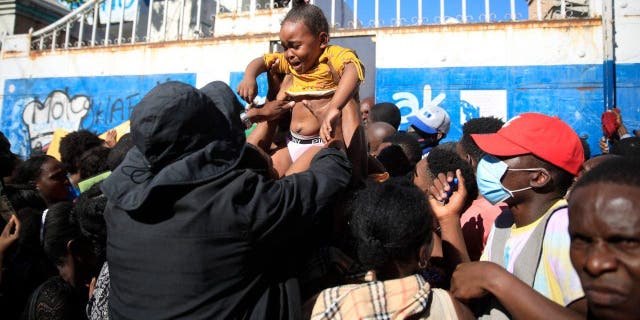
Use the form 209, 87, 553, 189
101, 81, 351, 319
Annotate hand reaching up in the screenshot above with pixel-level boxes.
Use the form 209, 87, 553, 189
0, 215, 20, 256
427, 169, 468, 222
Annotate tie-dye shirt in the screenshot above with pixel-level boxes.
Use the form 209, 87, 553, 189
481, 199, 584, 306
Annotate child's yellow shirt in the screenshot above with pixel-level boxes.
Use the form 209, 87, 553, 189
263, 45, 365, 97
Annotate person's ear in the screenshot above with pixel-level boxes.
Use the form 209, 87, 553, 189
66, 239, 79, 260
436, 132, 444, 141
419, 242, 432, 265
319, 32, 329, 48
530, 168, 552, 188
466, 154, 475, 167
67, 238, 91, 262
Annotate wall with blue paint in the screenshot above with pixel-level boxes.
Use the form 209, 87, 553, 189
2, 74, 195, 156
375, 63, 630, 154
1, 17, 639, 160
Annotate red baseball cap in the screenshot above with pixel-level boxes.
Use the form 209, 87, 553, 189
471, 113, 584, 175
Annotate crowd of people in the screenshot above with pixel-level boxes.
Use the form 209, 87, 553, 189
1, 1, 639, 320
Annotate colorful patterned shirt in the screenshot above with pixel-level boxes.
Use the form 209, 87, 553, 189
311, 274, 458, 319
481, 199, 585, 306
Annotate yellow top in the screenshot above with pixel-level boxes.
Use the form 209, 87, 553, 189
264, 45, 365, 96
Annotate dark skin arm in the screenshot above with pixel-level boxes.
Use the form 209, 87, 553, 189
245, 100, 295, 123
428, 170, 471, 270
451, 261, 586, 320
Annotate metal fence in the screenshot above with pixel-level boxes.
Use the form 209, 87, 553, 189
28, 0, 594, 52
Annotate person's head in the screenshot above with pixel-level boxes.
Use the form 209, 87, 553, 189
568, 157, 640, 320
375, 144, 412, 177
4, 183, 46, 212
106, 133, 134, 171
366, 122, 396, 154
407, 105, 451, 149
73, 183, 107, 274
1, 131, 14, 177
280, 3, 329, 74
360, 97, 375, 127
12, 155, 70, 206
369, 102, 401, 130
458, 117, 504, 170
412, 144, 478, 208
43, 201, 95, 289
382, 131, 422, 167
611, 136, 640, 158
78, 146, 111, 180
100, 81, 245, 213
577, 153, 621, 181
471, 113, 583, 206
579, 134, 591, 161
59, 130, 104, 177
350, 179, 433, 280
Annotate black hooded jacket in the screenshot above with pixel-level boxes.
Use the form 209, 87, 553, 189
101, 82, 351, 319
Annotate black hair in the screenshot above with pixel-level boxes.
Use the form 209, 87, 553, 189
4, 184, 46, 212
376, 144, 412, 177
350, 179, 433, 274
460, 117, 504, 163
579, 135, 591, 160
16, 207, 44, 252
383, 132, 422, 167
78, 146, 111, 180
572, 156, 640, 192
106, 133, 134, 171
1, 131, 14, 177
611, 136, 640, 158
437, 141, 458, 154
427, 144, 478, 208
11, 155, 57, 186
282, 2, 329, 35
369, 103, 401, 130
42, 201, 82, 265
73, 183, 107, 268
59, 130, 103, 174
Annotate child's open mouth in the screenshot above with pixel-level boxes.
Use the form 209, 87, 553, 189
290, 61, 302, 71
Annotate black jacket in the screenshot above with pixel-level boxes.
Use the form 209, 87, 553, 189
101, 81, 351, 319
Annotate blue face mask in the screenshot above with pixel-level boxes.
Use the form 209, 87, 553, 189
476, 155, 540, 205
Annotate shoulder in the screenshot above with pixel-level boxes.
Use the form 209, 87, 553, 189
544, 206, 570, 239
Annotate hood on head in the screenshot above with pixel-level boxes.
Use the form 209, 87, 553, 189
102, 81, 246, 212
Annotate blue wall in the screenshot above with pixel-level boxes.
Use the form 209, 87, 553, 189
2, 73, 195, 156
2, 63, 638, 159
376, 63, 640, 156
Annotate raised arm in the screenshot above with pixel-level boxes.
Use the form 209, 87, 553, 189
428, 169, 471, 269
237, 57, 268, 104
320, 63, 361, 141
451, 261, 585, 320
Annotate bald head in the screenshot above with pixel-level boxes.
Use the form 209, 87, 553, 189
360, 97, 375, 127
367, 122, 396, 154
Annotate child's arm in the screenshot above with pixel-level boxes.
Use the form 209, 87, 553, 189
237, 57, 268, 104
320, 62, 361, 141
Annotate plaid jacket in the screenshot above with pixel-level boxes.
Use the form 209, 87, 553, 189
310, 274, 458, 320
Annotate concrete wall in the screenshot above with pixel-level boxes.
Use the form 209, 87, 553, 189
1, 5, 639, 158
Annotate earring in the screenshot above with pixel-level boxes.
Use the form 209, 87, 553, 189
418, 260, 427, 269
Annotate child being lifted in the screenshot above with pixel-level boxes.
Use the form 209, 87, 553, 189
237, 1, 366, 178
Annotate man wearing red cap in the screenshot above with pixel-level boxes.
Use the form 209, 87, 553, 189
467, 113, 587, 318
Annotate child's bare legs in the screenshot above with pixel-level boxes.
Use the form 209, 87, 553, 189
271, 147, 293, 178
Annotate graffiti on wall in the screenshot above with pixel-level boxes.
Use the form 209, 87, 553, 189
376, 65, 606, 152
2, 73, 195, 157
